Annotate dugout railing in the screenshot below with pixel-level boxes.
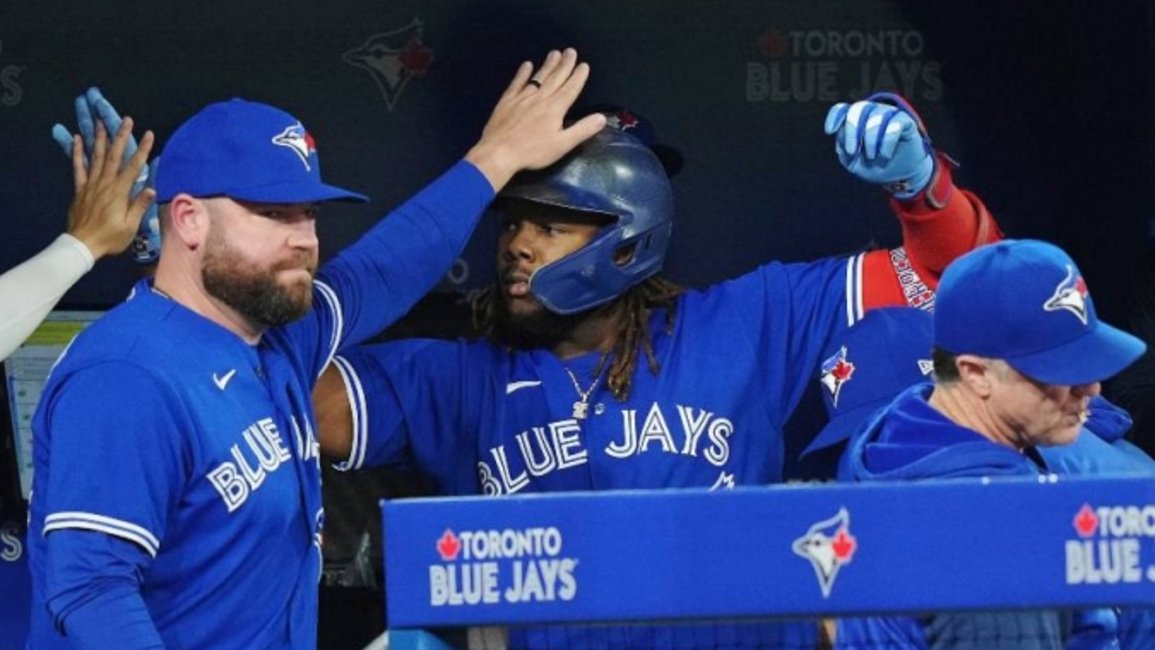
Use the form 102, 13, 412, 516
377, 477, 1155, 649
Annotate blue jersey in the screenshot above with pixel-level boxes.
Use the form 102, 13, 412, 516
331, 256, 857, 649
836, 384, 1063, 650
1040, 396, 1155, 478
27, 162, 493, 649
1039, 396, 1155, 650
335, 256, 853, 493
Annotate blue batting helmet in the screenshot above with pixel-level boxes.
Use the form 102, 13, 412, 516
498, 127, 674, 315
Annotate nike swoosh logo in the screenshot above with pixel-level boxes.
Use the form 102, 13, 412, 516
213, 369, 238, 391
505, 380, 542, 395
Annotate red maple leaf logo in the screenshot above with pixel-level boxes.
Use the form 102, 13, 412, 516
831, 358, 855, 382
758, 29, 789, 57
400, 38, 434, 76
1075, 276, 1088, 297
614, 111, 639, 130
1074, 504, 1098, 538
437, 529, 461, 561
832, 527, 857, 562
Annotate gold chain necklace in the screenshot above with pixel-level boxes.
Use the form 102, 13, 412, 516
562, 353, 610, 420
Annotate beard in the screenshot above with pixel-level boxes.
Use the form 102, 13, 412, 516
202, 229, 315, 327
490, 287, 590, 350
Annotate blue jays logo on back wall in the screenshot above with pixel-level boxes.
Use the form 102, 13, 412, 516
344, 19, 434, 112
0, 1, 1140, 318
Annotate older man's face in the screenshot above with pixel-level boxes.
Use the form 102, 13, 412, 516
987, 360, 1099, 447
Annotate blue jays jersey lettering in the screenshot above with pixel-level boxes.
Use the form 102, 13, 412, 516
27, 161, 494, 650
335, 256, 852, 494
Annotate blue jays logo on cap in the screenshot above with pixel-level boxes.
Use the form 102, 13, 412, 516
1044, 265, 1090, 325
155, 99, 368, 205
804, 308, 935, 458
605, 110, 640, 132
935, 239, 1145, 386
271, 123, 317, 172
820, 346, 855, 408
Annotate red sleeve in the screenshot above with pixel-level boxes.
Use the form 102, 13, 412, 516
861, 153, 1003, 312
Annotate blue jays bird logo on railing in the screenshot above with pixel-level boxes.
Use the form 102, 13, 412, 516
1044, 265, 1090, 325
820, 346, 855, 408
792, 508, 857, 598
344, 19, 434, 112
271, 123, 316, 172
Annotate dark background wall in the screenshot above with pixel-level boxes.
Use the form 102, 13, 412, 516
0, 2, 1152, 647
1, 0, 1150, 324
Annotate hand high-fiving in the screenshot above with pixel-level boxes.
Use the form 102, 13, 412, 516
66, 117, 156, 260
466, 48, 606, 191
54, 87, 161, 263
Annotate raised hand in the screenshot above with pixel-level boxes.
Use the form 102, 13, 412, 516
67, 118, 156, 260
52, 87, 160, 263
824, 92, 935, 199
465, 48, 606, 190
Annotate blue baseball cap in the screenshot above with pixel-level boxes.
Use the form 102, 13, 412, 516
802, 307, 935, 456
935, 239, 1145, 385
155, 99, 367, 204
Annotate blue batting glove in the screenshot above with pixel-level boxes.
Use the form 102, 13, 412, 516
52, 87, 160, 264
824, 92, 935, 199
129, 156, 161, 265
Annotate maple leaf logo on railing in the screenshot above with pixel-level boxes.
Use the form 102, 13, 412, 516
436, 529, 461, 561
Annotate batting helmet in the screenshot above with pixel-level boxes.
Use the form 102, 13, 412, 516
498, 127, 674, 315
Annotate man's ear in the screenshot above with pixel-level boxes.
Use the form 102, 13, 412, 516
166, 194, 209, 251
955, 353, 995, 398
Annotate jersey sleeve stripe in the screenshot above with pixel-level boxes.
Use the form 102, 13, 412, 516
844, 254, 865, 327
329, 354, 368, 471
853, 253, 865, 323
44, 512, 160, 557
313, 280, 344, 378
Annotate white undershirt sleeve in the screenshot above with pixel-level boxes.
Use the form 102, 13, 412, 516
0, 234, 95, 361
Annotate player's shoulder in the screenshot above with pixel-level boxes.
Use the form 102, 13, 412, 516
697, 253, 853, 300
58, 293, 166, 366
55, 287, 224, 378
345, 336, 502, 374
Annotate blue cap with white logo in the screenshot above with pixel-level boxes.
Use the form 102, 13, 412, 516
155, 99, 367, 204
803, 307, 935, 457
935, 239, 1145, 385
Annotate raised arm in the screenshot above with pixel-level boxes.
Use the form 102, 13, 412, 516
0, 118, 153, 361
824, 93, 1001, 318
303, 49, 606, 364
52, 87, 161, 265
465, 48, 606, 191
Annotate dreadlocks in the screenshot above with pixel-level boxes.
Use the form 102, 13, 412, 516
472, 276, 684, 400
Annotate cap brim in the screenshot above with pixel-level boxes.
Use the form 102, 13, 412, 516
222, 181, 369, 204
801, 398, 892, 458
1008, 322, 1146, 385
